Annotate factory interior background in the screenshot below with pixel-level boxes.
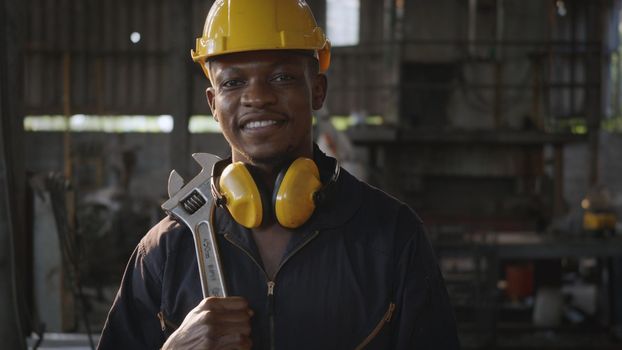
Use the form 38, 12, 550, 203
1, 0, 622, 348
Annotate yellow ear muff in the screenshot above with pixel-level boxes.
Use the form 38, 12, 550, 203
274, 158, 322, 229
219, 162, 263, 229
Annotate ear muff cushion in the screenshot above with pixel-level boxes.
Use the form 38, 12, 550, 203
219, 162, 263, 228
274, 158, 322, 228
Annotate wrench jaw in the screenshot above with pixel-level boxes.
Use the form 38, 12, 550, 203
162, 153, 220, 215
162, 152, 222, 219
167, 170, 184, 199
161, 153, 227, 297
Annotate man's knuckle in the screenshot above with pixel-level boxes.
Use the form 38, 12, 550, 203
202, 310, 217, 323
203, 297, 219, 307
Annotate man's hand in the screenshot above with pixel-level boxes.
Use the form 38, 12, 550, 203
162, 296, 253, 350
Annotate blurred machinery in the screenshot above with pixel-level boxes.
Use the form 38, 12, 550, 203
29, 142, 158, 338
582, 186, 617, 234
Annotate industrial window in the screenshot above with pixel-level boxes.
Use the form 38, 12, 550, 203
187, 115, 384, 134
329, 115, 384, 131
24, 115, 173, 133
189, 115, 221, 133
326, 0, 360, 46
24, 114, 385, 134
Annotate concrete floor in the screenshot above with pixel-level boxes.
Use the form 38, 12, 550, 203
27, 333, 100, 350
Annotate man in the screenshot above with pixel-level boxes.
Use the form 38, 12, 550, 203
98, 0, 460, 349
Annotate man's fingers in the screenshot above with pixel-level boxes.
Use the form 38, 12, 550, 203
202, 309, 253, 325
220, 322, 252, 337
162, 297, 253, 349
205, 322, 252, 340
200, 296, 250, 311
214, 333, 253, 350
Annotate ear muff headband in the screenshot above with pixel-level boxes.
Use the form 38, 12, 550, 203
218, 162, 263, 229
274, 158, 322, 229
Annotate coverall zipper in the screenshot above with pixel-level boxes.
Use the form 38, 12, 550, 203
267, 280, 276, 350
354, 302, 396, 350
224, 230, 321, 350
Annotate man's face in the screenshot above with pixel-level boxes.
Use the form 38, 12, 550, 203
206, 50, 327, 166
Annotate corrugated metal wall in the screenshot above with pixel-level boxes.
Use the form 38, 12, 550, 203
24, 0, 214, 116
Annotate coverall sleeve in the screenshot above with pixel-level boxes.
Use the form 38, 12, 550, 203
97, 240, 165, 349
392, 208, 461, 349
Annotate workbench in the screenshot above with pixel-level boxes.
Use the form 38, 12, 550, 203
435, 232, 622, 349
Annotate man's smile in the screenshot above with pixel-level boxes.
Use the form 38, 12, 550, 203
243, 120, 280, 130
239, 111, 287, 132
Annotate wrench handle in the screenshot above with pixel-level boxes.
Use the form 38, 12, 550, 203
193, 204, 227, 297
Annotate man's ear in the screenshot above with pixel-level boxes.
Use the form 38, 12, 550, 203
311, 74, 328, 110
206, 87, 218, 122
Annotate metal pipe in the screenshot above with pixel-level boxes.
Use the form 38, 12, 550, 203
468, 0, 477, 56
494, 0, 505, 127
496, 0, 504, 58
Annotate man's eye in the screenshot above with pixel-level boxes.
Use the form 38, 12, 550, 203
222, 79, 244, 88
272, 73, 294, 82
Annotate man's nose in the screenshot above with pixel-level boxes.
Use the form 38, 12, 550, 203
241, 79, 277, 108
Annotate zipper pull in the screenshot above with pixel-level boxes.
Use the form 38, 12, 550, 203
157, 311, 166, 332
267, 281, 275, 296
385, 303, 396, 322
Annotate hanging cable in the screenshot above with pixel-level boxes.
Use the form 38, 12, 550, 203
45, 173, 95, 350
0, 150, 27, 350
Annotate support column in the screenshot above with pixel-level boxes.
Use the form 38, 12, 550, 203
1, 0, 28, 347
553, 144, 565, 218
586, 0, 605, 186
168, 0, 194, 180
383, 0, 403, 126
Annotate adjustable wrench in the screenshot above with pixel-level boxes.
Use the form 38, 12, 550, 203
161, 153, 227, 297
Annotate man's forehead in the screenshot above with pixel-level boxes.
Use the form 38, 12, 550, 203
208, 50, 315, 71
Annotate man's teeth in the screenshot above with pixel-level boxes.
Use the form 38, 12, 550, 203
245, 120, 278, 129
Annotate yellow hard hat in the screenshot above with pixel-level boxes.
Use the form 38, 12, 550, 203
191, 0, 331, 80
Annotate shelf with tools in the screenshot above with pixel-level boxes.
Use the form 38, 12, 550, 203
348, 126, 585, 232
